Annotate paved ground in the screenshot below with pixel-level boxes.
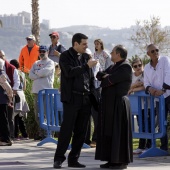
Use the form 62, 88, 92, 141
0, 140, 170, 170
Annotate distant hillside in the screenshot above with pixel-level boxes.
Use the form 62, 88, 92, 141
56, 25, 139, 56
0, 25, 138, 61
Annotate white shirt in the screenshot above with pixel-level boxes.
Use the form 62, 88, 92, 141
144, 56, 170, 98
132, 72, 150, 109
29, 58, 55, 94
132, 72, 144, 84
93, 50, 112, 88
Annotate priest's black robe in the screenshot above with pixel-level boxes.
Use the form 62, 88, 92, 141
95, 59, 133, 164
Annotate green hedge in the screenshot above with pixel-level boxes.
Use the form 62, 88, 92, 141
24, 73, 170, 140
24, 74, 60, 138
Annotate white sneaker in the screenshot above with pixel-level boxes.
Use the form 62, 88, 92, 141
133, 148, 144, 154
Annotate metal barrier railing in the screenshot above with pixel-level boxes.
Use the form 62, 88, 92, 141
37, 88, 90, 149
129, 91, 168, 158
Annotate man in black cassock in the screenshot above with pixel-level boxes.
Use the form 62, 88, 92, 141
95, 45, 133, 169
53, 33, 98, 169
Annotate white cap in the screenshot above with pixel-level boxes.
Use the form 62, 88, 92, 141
0, 58, 5, 69
26, 35, 36, 41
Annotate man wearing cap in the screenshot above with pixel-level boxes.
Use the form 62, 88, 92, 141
29, 45, 55, 140
48, 32, 66, 63
18, 35, 39, 73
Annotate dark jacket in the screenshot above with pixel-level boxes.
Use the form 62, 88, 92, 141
4, 60, 15, 88
59, 47, 98, 108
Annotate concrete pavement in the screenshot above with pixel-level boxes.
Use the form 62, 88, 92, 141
0, 140, 170, 170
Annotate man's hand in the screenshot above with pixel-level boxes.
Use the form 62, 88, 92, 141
13, 90, 17, 95
128, 89, 134, 95
53, 50, 61, 57
136, 81, 143, 87
148, 87, 157, 95
154, 89, 164, 96
87, 59, 98, 68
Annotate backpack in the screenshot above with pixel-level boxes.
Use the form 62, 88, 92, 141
49, 44, 62, 54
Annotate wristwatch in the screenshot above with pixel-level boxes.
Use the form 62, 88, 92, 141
162, 88, 166, 93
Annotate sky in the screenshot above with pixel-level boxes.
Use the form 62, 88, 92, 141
0, 0, 170, 29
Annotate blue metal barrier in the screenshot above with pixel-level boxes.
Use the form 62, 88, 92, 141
37, 88, 90, 149
129, 91, 168, 158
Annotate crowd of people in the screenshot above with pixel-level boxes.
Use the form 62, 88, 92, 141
0, 31, 170, 169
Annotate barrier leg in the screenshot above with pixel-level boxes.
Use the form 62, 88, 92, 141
37, 137, 58, 146
37, 129, 57, 146
82, 143, 91, 149
139, 147, 168, 158
139, 136, 168, 158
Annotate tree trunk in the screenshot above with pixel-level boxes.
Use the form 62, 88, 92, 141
31, 0, 40, 45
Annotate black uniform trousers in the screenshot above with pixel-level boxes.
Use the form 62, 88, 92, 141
0, 104, 11, 142
54, 94, 91, 163
85, 88, 100, 144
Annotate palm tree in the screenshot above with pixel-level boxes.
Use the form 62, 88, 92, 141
0, 20, 2, 28
31, 0, 40, 45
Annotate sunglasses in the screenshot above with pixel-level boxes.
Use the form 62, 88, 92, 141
151, 49, 159, 53
27, 38, 33, 41
50, 36, 57, 39
39, 50, 46, 53
133, 64, 142, 68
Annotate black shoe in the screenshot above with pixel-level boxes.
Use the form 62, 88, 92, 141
100, 162, 110, 168
68, 162, 86, 168
53, 161, 63, 169
0, 141, 12, 146
109, 163, 127, 169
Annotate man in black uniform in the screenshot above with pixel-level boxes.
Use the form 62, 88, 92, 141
53, 33, 98, 169
95, 45, 133, 169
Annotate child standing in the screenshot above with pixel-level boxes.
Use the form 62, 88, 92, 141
10, 59, 29, 140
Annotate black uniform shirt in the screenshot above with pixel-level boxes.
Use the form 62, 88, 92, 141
71, 48, 90, 93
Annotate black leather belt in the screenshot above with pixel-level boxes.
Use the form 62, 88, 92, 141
72, 90, 91, 96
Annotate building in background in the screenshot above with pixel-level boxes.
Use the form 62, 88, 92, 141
41, 19, 50, 29
0, 11, 31, 29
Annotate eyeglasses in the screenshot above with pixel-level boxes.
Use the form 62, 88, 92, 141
151, 49, 159, 53
133, 64, 142, 68
27, 38, 33, 41
39, 50, 46, 53
50, 36, 56, 39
